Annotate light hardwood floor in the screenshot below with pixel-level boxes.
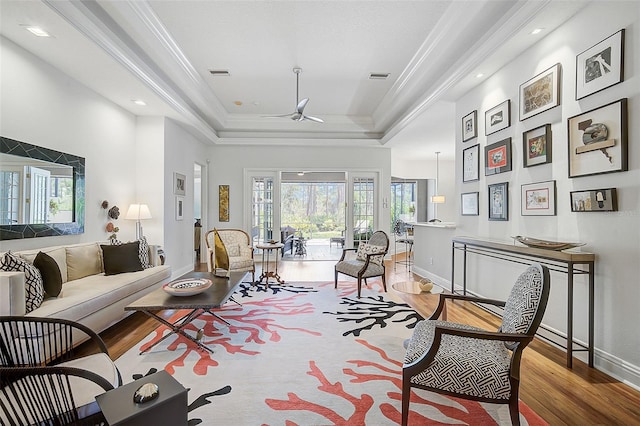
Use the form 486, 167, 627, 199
98, 256, 640, 425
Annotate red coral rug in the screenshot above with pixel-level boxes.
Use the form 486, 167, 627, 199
115, 281, 547, 425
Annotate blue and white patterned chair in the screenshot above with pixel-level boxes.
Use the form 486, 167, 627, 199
334, 230, 389, 298
402, 263, 550, 426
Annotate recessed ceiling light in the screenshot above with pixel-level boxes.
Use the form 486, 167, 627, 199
209, 69, 231, 76
475, 73, 484, 79
369, 73, 390, 80
234, 101, 243, 106
132, 99, 147, 106
22, 26, 51, 37
531, 28, 544, 35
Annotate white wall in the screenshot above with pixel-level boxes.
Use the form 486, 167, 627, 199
416, 2, 640, 387
0, 36, 138, 250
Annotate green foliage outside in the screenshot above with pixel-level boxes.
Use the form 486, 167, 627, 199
281, 182, 345, 239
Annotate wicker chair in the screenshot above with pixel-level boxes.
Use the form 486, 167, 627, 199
402, 263, 550, 426
0, 316, 121, 425
334, 230, 389, 298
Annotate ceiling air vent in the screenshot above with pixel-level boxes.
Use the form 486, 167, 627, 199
209, 69, 230, 77
369, 73, 390, 80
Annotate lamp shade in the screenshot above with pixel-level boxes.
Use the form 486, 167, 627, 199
431, 195, 446, 204
125, 204, 152, 220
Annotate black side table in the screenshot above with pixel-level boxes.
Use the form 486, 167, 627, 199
96, 370, 187, 425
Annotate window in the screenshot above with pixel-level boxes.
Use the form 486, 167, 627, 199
0, 171, 20, 225
390, 181, 416, 229
252, 177, 274, 243
353, 177, 374, 246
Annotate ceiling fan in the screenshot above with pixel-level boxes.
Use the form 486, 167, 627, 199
266, 67, 324, 123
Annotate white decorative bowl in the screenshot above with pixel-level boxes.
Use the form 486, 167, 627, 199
163, 278, 212, 296
418, 280, 434, 292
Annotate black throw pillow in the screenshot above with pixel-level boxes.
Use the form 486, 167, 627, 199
34, 251, 63, 297
101, 241, 144, 276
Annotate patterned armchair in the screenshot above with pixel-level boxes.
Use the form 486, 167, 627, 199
0, 316, 121, 425
334, 230, 389, 298
205, 228, 255, 282
401, 263, 550, 426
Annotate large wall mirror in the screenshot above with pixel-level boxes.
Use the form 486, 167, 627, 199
1, 136, 85, 240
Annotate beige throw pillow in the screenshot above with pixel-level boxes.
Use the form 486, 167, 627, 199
66, 244, 103, 281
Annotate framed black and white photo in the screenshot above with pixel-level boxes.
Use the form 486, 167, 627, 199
576, 29, 625, 100
462, 110, 477, 142
461, 192, 479, 216
174, 172, 186, 196
488, 182, 508, 221
568, 98, 627, 178
570, 188, 617, 212
521, 180, 556, 216
175, 196, 184, 221
462, 144, 480, 182
485, 100, 511, 135
485, 138, 512, 176
519, 63, 561, 120
523, 124, 552, 168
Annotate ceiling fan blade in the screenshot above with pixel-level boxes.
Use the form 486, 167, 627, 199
296, 98, 309, 114
263, 113, 295, 118
303, 115, 324, 123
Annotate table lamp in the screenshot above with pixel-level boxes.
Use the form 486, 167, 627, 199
126, 204, 152, 240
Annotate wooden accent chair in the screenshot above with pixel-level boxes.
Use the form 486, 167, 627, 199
0, 316, 122, 425
205, 228, 255, 282
334, 230, 389, 298
402, 263, 550, 426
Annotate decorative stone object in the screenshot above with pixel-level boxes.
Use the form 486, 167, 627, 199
133, 382, 159, 404
101, 200, 109, 209
418, 279, 434, 293
108, 206, 120, 219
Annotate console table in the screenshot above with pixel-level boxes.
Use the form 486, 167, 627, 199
451, 236, 595, 368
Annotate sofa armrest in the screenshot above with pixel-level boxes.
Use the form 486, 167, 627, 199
0, 271, 26, 316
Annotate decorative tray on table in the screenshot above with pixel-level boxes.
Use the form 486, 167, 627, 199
163, 278, 212, 296
512, 236, 585, 251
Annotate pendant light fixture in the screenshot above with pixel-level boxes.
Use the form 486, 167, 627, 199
430, 151, 445, 222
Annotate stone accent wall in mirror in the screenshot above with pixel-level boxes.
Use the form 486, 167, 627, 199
0, 136, 85, 240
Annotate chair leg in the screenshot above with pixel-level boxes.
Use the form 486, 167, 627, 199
509, 396, 521, 426
401, 370, 411, 426
334, 269, 339, 289
357, 277, 362, 298
381, 273, 387, 292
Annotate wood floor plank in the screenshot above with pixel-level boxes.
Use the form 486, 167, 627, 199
95, 257, 640, 425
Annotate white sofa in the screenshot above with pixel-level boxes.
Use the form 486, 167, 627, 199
0, 241, 171, 335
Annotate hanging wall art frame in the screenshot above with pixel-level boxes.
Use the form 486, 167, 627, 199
485, 100, 511, 135
485, 138, 512, 176
519, 63, 561, 121
173, 172, 186, 196
462, 144, 480, 182
462, 110, 477, 142
521, 180, 556, 216
576, 29, 624, 100
567, 98, 627, 178
488, 182, 509, 221
570, 188, 617, 212
219, 184, 230, 222
461, 192, 479, 216
175, 196, 184, 221
523, 124, 552, 168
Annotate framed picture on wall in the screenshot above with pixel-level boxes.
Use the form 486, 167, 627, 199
570, 188, 617, 212
173, 172, 186, 196
521, 180, 556, 216
484, 138, 512, 176
485, 100, 511, 135
523, 124, 552, 168
461, 192, 479, 216
462, 110, 477, 142
519, 63, 561, 120
567, 98, 628, 178
576, 29, 625, 100
488, 182, 508, 221
219, 184, 230, 222
175, 196, 184, 221
462, 144, 480, 182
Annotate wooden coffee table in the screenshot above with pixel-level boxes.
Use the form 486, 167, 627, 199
125, 271, 248, 354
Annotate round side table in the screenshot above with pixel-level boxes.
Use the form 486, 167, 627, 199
391, 281, 443, 295
256, 242, 285, 287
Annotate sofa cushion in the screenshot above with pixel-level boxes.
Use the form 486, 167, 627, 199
101, 242, 143, 276
18, 247, 68, 284
28, 266, 170, 321
34, 251, 63, 297
67, 244, 102, 281
0, 252, 44, 313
